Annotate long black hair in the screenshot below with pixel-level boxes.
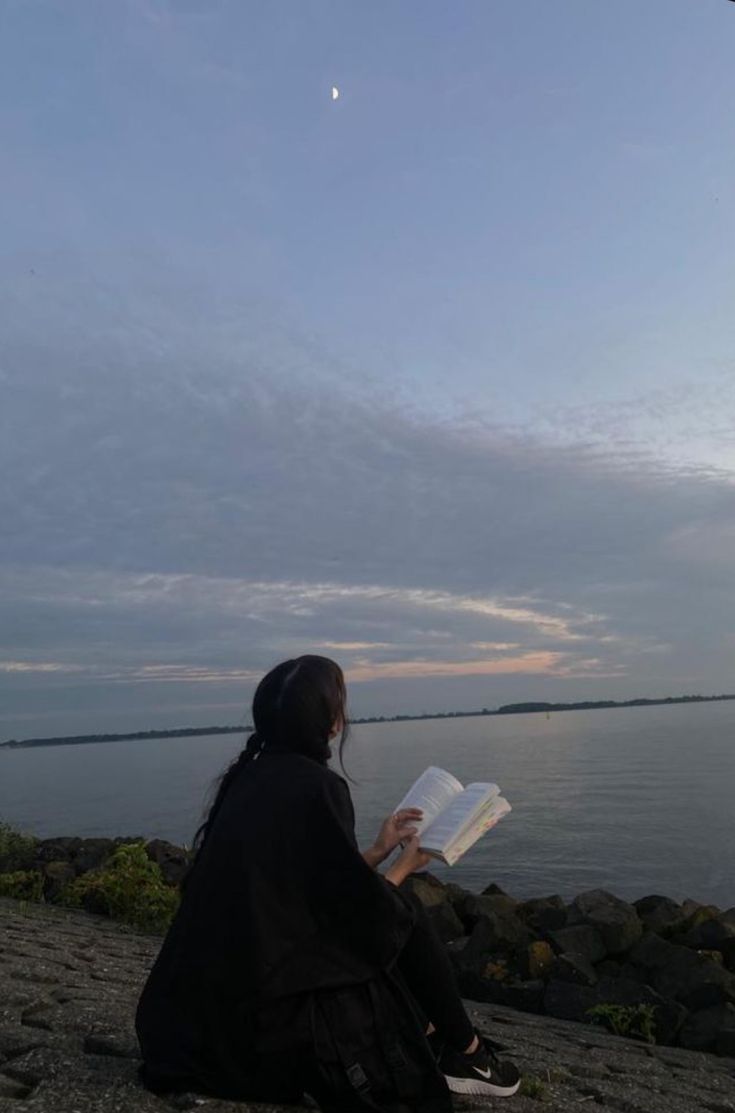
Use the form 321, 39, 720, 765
183, 655, 349, 883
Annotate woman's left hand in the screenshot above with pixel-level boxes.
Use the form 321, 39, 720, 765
371, 808, 424, 863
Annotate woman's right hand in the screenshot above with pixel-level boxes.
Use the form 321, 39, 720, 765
385, 835, 432, 887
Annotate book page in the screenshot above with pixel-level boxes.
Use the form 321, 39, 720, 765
393, 766, 464, 836
443, 796, 512, 866
420, 782, 500, 854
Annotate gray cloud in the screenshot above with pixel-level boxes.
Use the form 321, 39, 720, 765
1, 272, 733, 734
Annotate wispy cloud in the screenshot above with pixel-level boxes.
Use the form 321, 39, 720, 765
349, 655, 561, 683
127, 664, 262, 683
534, 371, 735, 478
0, 661, 85, 674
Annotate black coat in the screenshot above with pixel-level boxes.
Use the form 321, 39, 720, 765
135, 750, 446, 1106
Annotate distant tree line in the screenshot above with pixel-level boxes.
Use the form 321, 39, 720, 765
493, 694, 735, 715
3, 692, 734, 750
0, 725, 249, 749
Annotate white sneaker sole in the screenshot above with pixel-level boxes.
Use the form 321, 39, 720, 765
444, 1073, 521, 1098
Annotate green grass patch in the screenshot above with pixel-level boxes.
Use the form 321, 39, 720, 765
57, 842, 179, 934
0, 869, 44, 901
0, 821, 38, 872
587, 1002, 657, 1043
519, 1076, 551, 1101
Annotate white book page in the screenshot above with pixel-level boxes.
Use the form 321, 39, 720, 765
394, 766, 464, 837
443, 796, 512, 866
421, 782, 500, 855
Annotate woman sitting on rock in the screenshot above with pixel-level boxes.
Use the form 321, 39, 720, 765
135, 655, 520, 1111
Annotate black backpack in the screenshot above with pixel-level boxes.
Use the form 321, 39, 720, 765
302, 969, 453, 1113
138, 965, 453, 1112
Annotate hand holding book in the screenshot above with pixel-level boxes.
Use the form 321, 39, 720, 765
372, 807, 424, 859
393, 766, 511, 866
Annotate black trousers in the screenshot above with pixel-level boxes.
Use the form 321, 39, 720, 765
395, 892, 475, 1053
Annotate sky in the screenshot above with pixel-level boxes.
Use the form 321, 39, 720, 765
1, 0, 735, 737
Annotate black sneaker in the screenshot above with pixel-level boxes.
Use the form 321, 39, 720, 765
439, 1032, 521, 1098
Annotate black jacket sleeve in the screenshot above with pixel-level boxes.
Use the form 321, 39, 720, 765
311, 771, 417, 960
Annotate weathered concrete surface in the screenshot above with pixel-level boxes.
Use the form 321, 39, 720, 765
1, 899, 734, 1113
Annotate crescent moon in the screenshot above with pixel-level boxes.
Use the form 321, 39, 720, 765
331, 86, 339, 101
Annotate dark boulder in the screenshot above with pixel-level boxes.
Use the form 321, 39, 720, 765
679, 1003, 735, 1052
454, 892, 519, 932
481, 882, 510, 897
633, 895, 687, 937
595, 977, 687, 1047
457, 969, 544, 1013
569, 890, 642, 955
144, 839, 190, 887
629, 931, 679, 971
631, 931, 735, 1010
498, 978, 545, 1014
543, 978, 598, 1023
544, 975, 685, 1046
678, 901, 720, 933
33, 835, 146, 875
595, 957, 644, 984
34, 838, 83, 865
596, 959, 622, 980
426, 901, 465, 944
405, 873, 448, 909
462, 910, 532, 969
478, 893, 519, 915
678, 909, 735, 952
616, 962, 646, 984
517, 895, 567, 933
551, 952, 598, 987
40, 860, 76, 901
444, 882, 472, 908
658, 954, 735, 1012
72, 839, 117, 875
548, 924, 607, 964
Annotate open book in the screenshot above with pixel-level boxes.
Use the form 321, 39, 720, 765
394, 766, 511, 866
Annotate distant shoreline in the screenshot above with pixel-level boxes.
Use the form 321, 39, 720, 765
2, 692, 733, 750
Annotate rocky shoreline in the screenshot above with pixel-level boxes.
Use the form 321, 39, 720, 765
2, 831, 735, 1061
0, 834, 191, 897
408, 874, 735, 1057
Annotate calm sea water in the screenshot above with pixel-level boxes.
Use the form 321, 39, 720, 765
1, 702, 734, 906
